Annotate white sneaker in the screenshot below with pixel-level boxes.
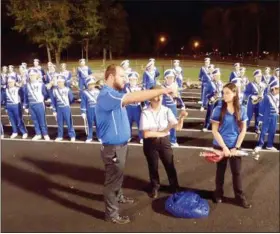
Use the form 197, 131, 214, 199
22, 133, 28, 139
55, 137, 63, 142
266, 146, 278, 151
10, 133, 18, 139
85, 139, 92, 143
139, 139, 143, 144
32, 135, 42, 140
198, 101, 202, 104
254, 146, 262, 153
202, 128, 208, 132
44, 135, 51, 141
200, 107, 204, 112
46, 98, 51, 103
78, 99, 81, 103
1, 135, 4, 139
70, 137, 76, 142
171, 142, 179, 147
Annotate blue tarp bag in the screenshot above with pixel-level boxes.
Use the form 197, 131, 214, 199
165, 191, 210, 218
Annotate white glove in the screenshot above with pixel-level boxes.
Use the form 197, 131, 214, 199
81, 113, 86, 119
251, 95, 258, 101
210, 97, 215, 102
53, 112, 57, 117
181, 106, 186, 110
24, 108, 29, 114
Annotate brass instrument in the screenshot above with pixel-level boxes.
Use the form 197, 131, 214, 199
209, 93, 220, 105
251, 84, 265, 105
94, 79, 105, 90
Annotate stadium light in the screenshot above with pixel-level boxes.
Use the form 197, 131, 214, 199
160, 36, 166, 43
194, 41, 199, 48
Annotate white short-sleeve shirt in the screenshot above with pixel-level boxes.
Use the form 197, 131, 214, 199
139, 105, 178, 132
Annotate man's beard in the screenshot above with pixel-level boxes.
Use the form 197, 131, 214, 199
113, 80, 123, 91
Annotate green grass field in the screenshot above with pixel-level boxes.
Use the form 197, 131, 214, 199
55, 59, 262, 83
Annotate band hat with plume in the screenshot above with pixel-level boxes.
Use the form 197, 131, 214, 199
204, 57, 210, 62
79, 58, 86, 63
212, 68, 221, 75
270, 80, 279, 89
164, 69, 175, 78
128, 71, 140, 79
253, 69, 262, 77
121, 60, 129, 67
34, 59, 39, 62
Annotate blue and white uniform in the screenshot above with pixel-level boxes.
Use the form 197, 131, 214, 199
1, 71, 8, 93
201, 66, 214, 109
231, 77, 244, 105
162, 69, 185, 145
142, 61, 160, 90
229, 63, 240, 82
124, 72, 143, 141
23, 70, 49, 137
203, 69, 223, 130
80, 78, 100, 141
198, 58, 210, 104
2, 83, 27, 135
51, 80, 76, 139
60, 70, 72, 88
256, 81, 279, 149
244, 70, 266, 132
174, 67, 183, 94
77, 59, 93, 98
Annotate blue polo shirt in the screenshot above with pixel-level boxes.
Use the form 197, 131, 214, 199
211, 105, 248, 148
95, 85, 131, 145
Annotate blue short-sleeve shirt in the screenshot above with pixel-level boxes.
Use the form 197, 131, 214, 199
211, 105, 248, 148
95, 85, 131, 145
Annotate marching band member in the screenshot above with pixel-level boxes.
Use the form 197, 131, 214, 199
174, 66, 183, 94
2, 77, 28, 139
211, 82, 251, 209
202, 68, 223, 132
243, 69, 266, 133
140, 85, 188, 198
1, 66, 8, 93
269, 67, 279, 86
239, 67, 249, 92
45, 63, 58, 85
32, 59, 45, 82
229, 63, 240, 82
60, 63, 72, 88
262, 67, 272, 86
142, 61, 159, 90
231, 76, 244, 106
19, 65, 29, 86
77, 58, 93, 101
80, 77, 100, 143
120, 60, 132, 83
21, 62, 28, 71
198, 57, 210, 105
254, 80, 279, 152
50, 75, 76, 142
200, 64, 215, 111
23, 69, 50, 141
0, 122, 4, 139
149, 58, 160, 78
124, 71, 143, 144
162, 69, 185, 147
8, 65, 21, 84
173, 60, 183, 73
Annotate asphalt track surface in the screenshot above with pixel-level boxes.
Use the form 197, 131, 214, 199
1, 88, 280, 232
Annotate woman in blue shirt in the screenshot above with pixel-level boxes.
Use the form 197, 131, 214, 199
211, 82, 251, 209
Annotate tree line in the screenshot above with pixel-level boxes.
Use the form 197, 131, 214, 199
7, 0, 130, 64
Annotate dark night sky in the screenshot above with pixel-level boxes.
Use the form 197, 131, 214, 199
1, 0, 279, 64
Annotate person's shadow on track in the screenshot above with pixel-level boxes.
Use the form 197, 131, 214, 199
21, 157, 149, 192
1, 162, 104, 220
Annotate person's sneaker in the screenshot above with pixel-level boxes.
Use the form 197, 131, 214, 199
85, 139, 92, 143
213, 195, 222, 203
32, 135, 42, 141
139, 139, 143, 144
266, 146, 278, 151
150, 188, 159, 199
55, 137, 63, 142
200, 106, 204, 112
70, 137, 76, 142
236, 197, 252, 209
171, 142, 179, 147
202, 128, 208, 132
10, 133, 18, 139
22, 133, 28, 139
118, 195, 135, 204
77, 99, 81, 102
105, 215, 131, 224
198, 101, 202, 104
44, 135, 51, 141
254, 146, 262, 153
1, 135, 4, 139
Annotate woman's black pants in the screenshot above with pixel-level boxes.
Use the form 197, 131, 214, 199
143, 136, 179, 191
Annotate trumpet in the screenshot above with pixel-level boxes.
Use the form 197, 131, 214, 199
251, 85, 265, 105
209, 93, 220, 105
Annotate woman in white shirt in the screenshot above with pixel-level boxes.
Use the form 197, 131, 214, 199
140, 85, 188, 198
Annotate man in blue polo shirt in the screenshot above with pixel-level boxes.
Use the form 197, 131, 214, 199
95, 64, 174, 224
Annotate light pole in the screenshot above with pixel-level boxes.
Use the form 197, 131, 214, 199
158, 35, 167, 57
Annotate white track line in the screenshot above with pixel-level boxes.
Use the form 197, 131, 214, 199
2, 124, 279, 137
2, 137, 278, 153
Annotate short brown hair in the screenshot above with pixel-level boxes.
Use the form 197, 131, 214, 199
104, 64, 117, 80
